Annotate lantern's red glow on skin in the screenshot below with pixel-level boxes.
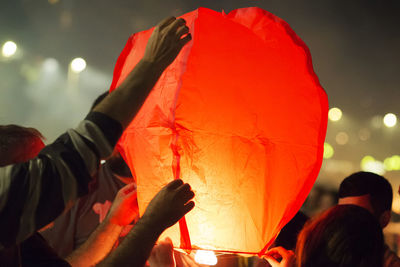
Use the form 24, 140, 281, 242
110, 7, 328, 255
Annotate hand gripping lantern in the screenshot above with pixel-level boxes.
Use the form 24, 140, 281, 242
109, 7, 328, 256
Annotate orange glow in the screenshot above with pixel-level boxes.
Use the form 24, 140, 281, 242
110, 7, 328, 255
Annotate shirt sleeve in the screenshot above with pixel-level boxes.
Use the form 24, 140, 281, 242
0, 112, 122, 249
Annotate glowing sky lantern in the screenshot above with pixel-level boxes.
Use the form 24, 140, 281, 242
110, 7, 328, 256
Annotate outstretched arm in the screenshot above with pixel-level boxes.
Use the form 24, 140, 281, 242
93, 16, 191, 129
98, 179, 195, 267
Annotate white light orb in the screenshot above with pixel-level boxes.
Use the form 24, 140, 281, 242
70, 57, 87, 73
383, 113, 397, 128
2, 41, 17, 57
328, 107, 342, 122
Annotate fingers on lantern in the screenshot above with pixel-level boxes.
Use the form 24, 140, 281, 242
110, 7, 328, 257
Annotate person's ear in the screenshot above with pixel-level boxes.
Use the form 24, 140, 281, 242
380, 210, 391, 228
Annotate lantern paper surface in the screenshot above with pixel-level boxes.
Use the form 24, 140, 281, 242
109, 7, 328, 255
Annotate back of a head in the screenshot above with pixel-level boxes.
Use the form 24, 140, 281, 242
338, 171, 393, 218
296, 205, 384, 267
0, 125, 45, 166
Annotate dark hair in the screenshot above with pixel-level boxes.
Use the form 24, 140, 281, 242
90, 91, 109, 111
0, 125, 45, 166
296, 205, 384, 267
338, 171, 393, 217
272, 211, 309, 250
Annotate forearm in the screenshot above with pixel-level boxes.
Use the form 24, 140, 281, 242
97, 216, 163, 267
93, 60, 164, 129
66, 218, 123, 267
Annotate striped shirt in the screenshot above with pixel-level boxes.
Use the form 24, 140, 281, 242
0, 112, 122, 249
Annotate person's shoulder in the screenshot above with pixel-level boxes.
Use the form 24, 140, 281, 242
384, 245, 400, 267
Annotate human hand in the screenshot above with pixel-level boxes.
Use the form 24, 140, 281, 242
142, 179, 195, 232
148, 237, 176, 267
142, 16, 191, 71
264, 247, 296, 267
107, 183, 139, 226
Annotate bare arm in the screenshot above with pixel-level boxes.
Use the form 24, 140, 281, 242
66, 183, 138, 267
66, 220, 123, 267
97, 179, 195, 267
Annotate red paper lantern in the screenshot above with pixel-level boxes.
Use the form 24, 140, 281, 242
110, 7, 328, 256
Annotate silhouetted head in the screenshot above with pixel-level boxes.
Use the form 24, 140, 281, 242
338, 171, 393, 227
296, 205, 384, 267
0, 124, 45, 166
